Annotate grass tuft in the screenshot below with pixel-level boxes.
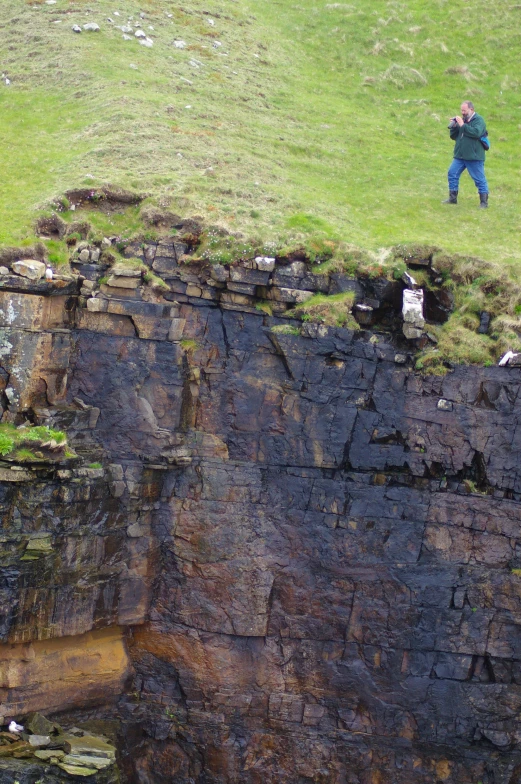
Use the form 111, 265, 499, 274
271, 324, 300, 336
294, 291, 358, 329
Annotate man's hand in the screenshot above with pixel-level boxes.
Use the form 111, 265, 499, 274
455, 116, 464, 126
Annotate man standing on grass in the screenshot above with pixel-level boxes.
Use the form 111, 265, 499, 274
443, 100, 489, 208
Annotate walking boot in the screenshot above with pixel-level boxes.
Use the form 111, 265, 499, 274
442, 190, 458, 204
479, 192, 489, 208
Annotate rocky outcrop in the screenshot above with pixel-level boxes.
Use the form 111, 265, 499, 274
1, 238, 521, 783
0, 713, 119, 782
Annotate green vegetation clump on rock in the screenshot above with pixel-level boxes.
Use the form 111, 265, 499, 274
271, 324, 300, 336
0, 423, 69, 461
295, 291, 358, 329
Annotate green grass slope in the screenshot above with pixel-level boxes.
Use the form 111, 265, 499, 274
0, 0, 519, 263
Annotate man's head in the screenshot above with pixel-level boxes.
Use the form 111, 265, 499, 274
461, 101, 474, 119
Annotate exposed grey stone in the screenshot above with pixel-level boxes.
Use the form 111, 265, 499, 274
106, 276, 141, 289
108, 463, 124, 480
63, 754, 113, 770
83, 22, 101, 31
168, 318, 187, 341
57, 763, 98, 777
12, 260, 46, 280
437, 399, 453, 411
255, 256, 276, 272
402, 271, 417, 287
227, 282, 256, 296
268, 287, 313, 304
25, 712, 59, 735
210, 265, 229, 283
34, 749, 65, 761
25, 536, 53, 554
110, 481, 126, 498
28, 734, 51, 747
78, 249, 90, 263
402, 288, 424, 330
230, 267, 269, 285
402, 323, 423, 340
278, 261, 306, 278
86, 298, 108, 313
111, 267, 143, 277
72, 25, 82, 33
0, 266, 9, 276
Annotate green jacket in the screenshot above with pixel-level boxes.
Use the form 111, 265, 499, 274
449, 113, 486, 161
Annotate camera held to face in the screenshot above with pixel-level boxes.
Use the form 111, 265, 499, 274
448, 117, 458, 129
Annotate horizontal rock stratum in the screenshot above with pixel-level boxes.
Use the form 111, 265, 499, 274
0, 237, 520, 783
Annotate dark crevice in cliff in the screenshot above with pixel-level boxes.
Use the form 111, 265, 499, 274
127, 316, 140, 338
179, 354, 196, 431
220, 310, 230, 359
455, 450, 490, 493
473, 382, 497, 410
358, 395, 377, 412
267, 334, 294, 380
370, 429, 409, 449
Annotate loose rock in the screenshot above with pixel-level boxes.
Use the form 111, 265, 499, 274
12, 260, 46, 281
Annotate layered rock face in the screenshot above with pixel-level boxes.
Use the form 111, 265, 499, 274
1, 246, 521, 783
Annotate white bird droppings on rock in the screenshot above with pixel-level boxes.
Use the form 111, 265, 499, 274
498, 350, 521, 366
402, 288, 425, 340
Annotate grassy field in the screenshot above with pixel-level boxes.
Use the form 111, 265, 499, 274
0, 0, 520, 265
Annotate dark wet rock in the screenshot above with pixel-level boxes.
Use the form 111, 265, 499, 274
1, 264, 521, 784
478, 310, 491, 334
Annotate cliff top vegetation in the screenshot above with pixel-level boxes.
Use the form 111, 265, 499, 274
0, 0, 519, 266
